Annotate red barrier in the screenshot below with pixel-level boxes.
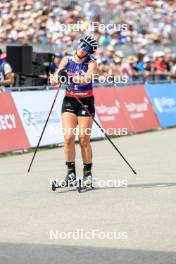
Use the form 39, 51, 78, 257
0, 93, 30, 152
0, 86, 160, 153
116, 85, 160, 132
94, 86, 160, 133
94, 87, 133, 133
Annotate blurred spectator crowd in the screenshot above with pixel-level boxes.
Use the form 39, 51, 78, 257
96, 48, 176, 82
0, 0, 176, 83
0, 0, 176, 47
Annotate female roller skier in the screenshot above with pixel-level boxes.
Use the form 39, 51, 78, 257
51, 34, 98, 187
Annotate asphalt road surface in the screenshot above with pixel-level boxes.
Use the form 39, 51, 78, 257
0, 128, 176, 264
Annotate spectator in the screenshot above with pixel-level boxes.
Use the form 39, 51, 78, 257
171, 55, 176, 79
108, 51, 124, 78
97, 58, 109, 81
143, 56, 155, 81
135, 49, 147, 73
109, 57, 123, 78
153, 51, 170, 81
164, 49, 173, 72
120, 56, 138, 81
0, 49, 14, 92
49, 53, 63, 74
104, 45, 115, 64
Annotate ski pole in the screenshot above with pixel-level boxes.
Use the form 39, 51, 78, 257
74, 95, 137, 175
27, 84, 61, 173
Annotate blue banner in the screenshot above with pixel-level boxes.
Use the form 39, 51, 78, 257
145, 83, 176, 128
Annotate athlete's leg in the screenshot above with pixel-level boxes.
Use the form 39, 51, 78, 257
61, 112, 78, 184
61, 96, 80, 185
78, 116, 93, 164
62, 112, 78, 162
78, 116, 93, 186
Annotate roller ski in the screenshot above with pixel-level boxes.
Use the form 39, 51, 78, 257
51, 162, 77, 191
51, 174, 77, 191
77, 163, 94, 193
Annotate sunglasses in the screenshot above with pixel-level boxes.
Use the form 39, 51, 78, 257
79, 42, 92, 53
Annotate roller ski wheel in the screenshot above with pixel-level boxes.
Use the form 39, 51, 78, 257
51, 178, 77, 192
77, 176, 94, 193
51, 180, 58, 191
51, 179, 67, 191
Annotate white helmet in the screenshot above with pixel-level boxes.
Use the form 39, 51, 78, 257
80, 34, 98, 53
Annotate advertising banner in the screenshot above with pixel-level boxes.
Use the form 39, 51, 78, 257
117, 85, 160, 132
1, 84, 167, 153
0, 93, 30, 152
145, 83, 176, 128
94, 86, 160, 134
12, 90, 65, 147
94, 87, 132, 136
12, 90, 104, 148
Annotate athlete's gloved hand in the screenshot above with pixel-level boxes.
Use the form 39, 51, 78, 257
58, 69, 71, 83
50, 69, 69, 86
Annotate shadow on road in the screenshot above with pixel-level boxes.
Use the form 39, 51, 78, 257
0, 242, 175, 264
53, 182, 176, 194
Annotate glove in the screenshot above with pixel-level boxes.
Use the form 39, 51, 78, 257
58, 69, 76, 84
58, 69, 69, 83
